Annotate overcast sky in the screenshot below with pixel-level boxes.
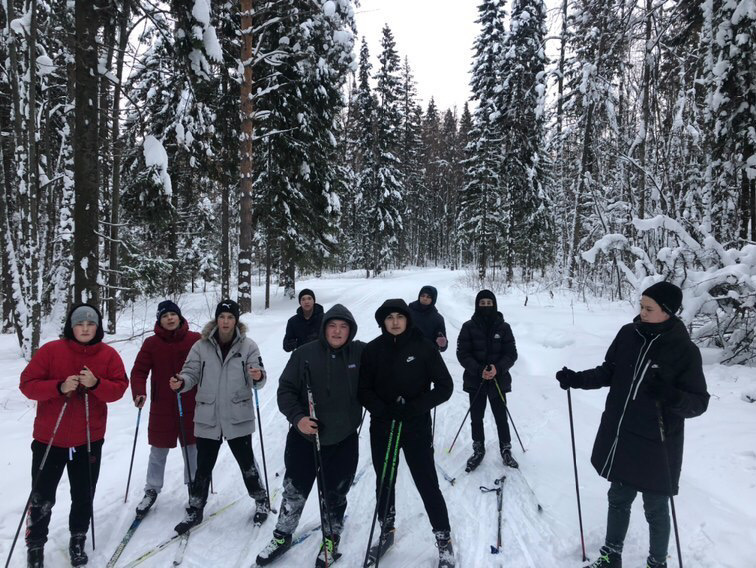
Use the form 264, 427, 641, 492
353, 0, 480, 115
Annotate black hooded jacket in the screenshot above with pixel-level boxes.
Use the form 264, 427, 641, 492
456, 310, 517, 393
359, 299, 453, 435
283, 303, 325, 352
277, 304, 364, 446
575, 316, 709, 494
407, 287, 448, 352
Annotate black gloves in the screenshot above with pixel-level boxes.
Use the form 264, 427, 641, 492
556, 367, 580, 390
644, 365, 681, 404
387, 399, 416, 421
283, 338, 297, 352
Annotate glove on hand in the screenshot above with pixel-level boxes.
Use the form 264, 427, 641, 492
644, 365, 681, 404
387, 400, 414, 421
283, 338, 298, 351
556, 367, 579, 390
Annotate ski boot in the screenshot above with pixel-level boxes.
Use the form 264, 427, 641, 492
435, 530, 456, 568
315, 534, 341, 567
366, 527, 395, 566
135, 489, 157, 518
501, 448, 519, 469
69, 533, 87, 567
253, 498, 270, 525
27, 545, 43, 568
646, 558, 667, 568
584, 547, 621, 568
256, 531, 293, 566
465, 441, 485, 472
174, 506, 203, 535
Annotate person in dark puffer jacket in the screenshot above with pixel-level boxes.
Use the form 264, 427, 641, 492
283, 289, 324, 352
456, 290, 519, 471
407, 285, 449, 352
359, 299, 456, 568
556, 282, 709, 568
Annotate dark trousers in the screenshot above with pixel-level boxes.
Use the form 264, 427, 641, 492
275, 429, 358, 538
605, 481, 670, 564
191, 435, 265, 508
26, 439, 103, 547
469, 382, 511, 449
370, 417, 450, 533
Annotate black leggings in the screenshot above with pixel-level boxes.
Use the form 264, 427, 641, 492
26, 439, 103, 547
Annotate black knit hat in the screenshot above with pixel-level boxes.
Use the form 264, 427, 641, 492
299, 288, 316, 303
375, 299, 413, 328
475, 289, 497, 310
156, 300, 182, 322
642, 282, 682, 315
215, 299, 241, 321
418, 285, 438, 305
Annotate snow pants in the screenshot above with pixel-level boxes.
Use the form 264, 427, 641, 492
469, 382, 511, 449
274, 429, 358, 538
144, 444, 197, 493
26, 439, 103, 548
370, 416, 450, 532
190, 435, 265, 508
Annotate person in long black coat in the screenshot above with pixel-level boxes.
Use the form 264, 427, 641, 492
456, 289, 519, 470
359, 299, 456, 568
557, 282, 709, 568
283, 288, 324, 352
407, 285, 448, 351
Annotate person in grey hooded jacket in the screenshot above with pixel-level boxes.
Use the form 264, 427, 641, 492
256, 304, 364, 568
169, 299, 269, 534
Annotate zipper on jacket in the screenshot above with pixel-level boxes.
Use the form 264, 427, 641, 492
200, 361, 205, 387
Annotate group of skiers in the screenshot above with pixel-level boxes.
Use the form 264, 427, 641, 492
15, 281, 708, 568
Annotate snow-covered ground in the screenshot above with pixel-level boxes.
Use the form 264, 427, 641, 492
1, 268, 754, 567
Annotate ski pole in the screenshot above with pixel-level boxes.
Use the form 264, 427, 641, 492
363, 420, 397, 568
374, 420, 403, 568
253, 387, 273, 512
656, 401, 684, 568
84, 392, 96, 550
305, 362, 335, 566
479, 475, 506, 553
447, 379, 486, 453
493, 381, 526, 453
567, 389, 587, 562
5, 397, 70, 568
431, 407, 436, 448
124, 407, 143, 502
176, 392, 194, 485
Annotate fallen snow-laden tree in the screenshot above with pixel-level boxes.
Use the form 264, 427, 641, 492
582, 215, 756, 365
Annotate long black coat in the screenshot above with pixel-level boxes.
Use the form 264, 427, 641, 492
283, 303, 324, 352
407, 301, 448, 352
456, 312, 518, 394
576, 316, 709, 495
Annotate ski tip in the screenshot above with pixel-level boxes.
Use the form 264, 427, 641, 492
537, 504, 543, 512
490, 545, 500, 554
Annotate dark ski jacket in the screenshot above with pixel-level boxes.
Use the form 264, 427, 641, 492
130, 319, 200, 447
359, 300, 453, 437
278, 304, 365, 446
407, 300, 448, 352
283, 303, 324, 352
456, 312, 518, 394
574, 316, 709, 495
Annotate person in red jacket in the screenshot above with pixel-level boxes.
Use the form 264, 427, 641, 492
130, 300, 201, 517
19, 303, 128, 568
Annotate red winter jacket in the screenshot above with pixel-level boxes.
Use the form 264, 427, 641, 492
20, 339, 128, 447
130, 320, 200, 447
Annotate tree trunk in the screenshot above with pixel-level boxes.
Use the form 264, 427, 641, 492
221, 179, 230, 298
27, 0, 41, 354
238, 0, 254, 313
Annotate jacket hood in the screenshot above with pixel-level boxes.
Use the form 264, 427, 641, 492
297, 303, 324, 319
418, 285, 438, 305
201, 320, 248, 340
375, 299, 413, 330
62, 303, 105, 345
320, 304, 358, 347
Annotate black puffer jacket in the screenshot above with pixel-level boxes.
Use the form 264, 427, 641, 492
283, 303, 324, 352
277, 304, 364, 446
359, 299, 453, 438
456, 312, 518, 393
575, 316, 709, 495
407, 300, 448, 352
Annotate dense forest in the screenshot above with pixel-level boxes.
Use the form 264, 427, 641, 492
0, 0, 754, 362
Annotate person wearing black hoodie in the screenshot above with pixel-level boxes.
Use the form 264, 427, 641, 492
283, 288, 324, 352
359, 299, 455, 568
257, 304, 364, 568
407, 285, 449, 352
556, 282, 709, 568
456, 290, 519, 471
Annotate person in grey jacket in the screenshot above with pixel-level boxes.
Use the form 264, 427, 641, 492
169, 299, 269, 534
256, 304, 364, 568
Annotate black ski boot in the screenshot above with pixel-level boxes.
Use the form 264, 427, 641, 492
174, 506, 203, 535
584, 547, 622, 568
501, 448, 519, 469
27, 545, 43, 568
253, 498, 270, 525
465, 441, 485, 472
256, 531, 293, 566
69, 533, 87, 567
435, 531, 455, 568
646, 559, 667, 568
135, 489, 157, 518
315, 534, 341, 567
366, 527, 395, 566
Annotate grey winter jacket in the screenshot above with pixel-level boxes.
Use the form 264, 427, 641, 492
179, 321, 267, 440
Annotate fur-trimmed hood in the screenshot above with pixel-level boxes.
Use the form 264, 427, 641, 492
201, 320, 248, 341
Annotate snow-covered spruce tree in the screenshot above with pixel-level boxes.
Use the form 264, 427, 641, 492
438, 108, 462, 266
420, 97, 443, 265
499, 0, 553, 280
459, 0, 508, 280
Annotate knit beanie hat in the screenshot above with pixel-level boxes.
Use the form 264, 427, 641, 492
475, 289, 497, 310
299, 288, 316, 303
642, 282, 682, 315
418, 285, 438, 305
70, 305, 99, 327
156, 300, 182, 321
215, 299, 241, 321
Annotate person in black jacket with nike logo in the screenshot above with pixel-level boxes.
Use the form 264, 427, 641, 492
359, 299, 455, 568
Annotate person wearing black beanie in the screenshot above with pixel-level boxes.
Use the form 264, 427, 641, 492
555, 282, 709, 568
456, 290, 520, 471
283, 289, 324, 352
408, 285, 449, 352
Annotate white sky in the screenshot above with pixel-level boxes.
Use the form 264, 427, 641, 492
353, 0, 480, 115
